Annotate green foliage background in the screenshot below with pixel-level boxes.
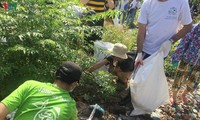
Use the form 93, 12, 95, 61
0, 0, 87, 100
0, 0, 129, 103
0, 0, 200, 104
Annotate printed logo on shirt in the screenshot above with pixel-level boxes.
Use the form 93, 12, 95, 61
165, 7, 177, 20
33, 99, 60, 120
168, 7, 177, 15
38, 87, 71, 103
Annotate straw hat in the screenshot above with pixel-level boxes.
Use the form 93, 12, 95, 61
109, 43, 128, 59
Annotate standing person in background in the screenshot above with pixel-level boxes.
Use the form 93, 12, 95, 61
118, 0, 129, 24
80, 0, 115, 27
126, 0, 140, 28
134, 0, 193, 66
80, 0, 115, 55
170, 22, 200, 105
0, 61, 82, 120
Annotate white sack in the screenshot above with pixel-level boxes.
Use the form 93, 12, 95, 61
93, 41, 114, 60
93, 41, 114, 72
130, 51, 169, 116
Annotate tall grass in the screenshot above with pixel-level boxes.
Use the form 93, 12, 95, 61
102, 25, 137, 51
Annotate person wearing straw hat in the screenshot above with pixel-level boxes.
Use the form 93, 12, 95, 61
170, 22, 200, 105
0, 61, 82, 120
88, 43, 135, 86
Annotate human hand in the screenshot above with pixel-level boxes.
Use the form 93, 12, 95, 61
160, 40, 172, 58
134, 52, 143, 68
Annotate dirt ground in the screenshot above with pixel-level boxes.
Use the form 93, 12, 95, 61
77, 78, 200, 120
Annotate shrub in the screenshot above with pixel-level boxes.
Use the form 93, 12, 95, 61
103, 25, 137, 51
0, 0, 87, 99
0, 0, 122, 103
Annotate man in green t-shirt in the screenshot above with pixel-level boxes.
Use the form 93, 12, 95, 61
0, 61, 82, 120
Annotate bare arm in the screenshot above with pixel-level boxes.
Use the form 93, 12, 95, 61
80, 0, 90, 5
106, 0, 115, 9
171, 23, 193, 42
136, 23, 147, 52
88, 59, 109, 72
0, 103, 9, 120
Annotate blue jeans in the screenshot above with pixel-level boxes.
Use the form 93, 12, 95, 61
142, 51, 151, 60
126, 8, 137, 26
121, 3, 129, 24
121, 11, 127, 24
142, 51, 167, 60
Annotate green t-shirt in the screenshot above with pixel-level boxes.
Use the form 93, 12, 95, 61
1, 80, 77, 120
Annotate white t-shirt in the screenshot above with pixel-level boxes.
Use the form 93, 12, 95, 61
130, 0, 141, 9
138, 0, 192, 55
119, 0, 129, 11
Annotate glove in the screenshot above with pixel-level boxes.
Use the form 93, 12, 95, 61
160, 40, 172, 58
134, 52, 143, 68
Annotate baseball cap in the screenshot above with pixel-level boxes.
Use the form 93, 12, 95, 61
56, 61, 82, 84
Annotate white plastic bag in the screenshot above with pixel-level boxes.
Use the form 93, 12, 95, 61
93, 41, 114, 72
113, 15, 123, 29
93, 41, 114, 61
113, 15, 119, 26
130, 51, 169, 116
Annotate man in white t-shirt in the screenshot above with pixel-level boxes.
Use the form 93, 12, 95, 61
134, 0, 193, 66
